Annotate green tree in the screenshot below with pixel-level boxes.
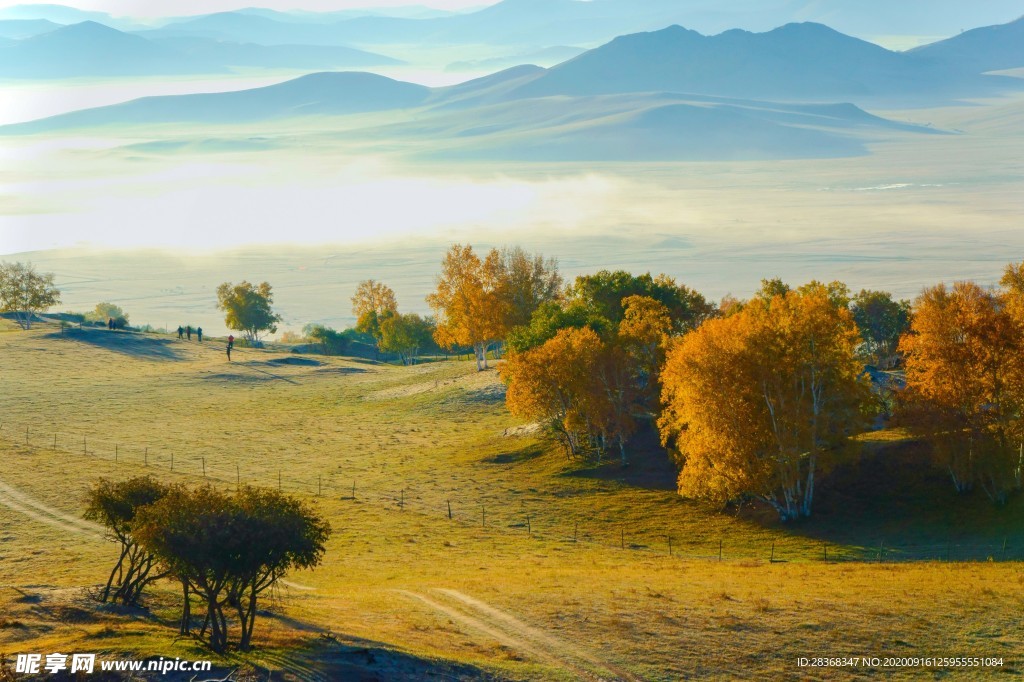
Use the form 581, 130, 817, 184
302, 324, 351, 356
0, 261, 61, 330
87, 302, 129, 329
379, 313, 435, 365
850, 289, 912, 366
568, 270, 714, 333
84, 477, 170, 606
135, 484, 330, 652
216, 281, 281, 344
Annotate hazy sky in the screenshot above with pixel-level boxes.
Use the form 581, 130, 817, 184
0, 0, 492, 17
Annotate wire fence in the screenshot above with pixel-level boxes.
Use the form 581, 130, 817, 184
0, 418, 1021, 566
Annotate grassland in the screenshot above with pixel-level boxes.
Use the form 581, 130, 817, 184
1, 320, 1022, 680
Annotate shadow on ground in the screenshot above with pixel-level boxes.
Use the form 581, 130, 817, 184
48, 328, 184, 361
563, 425, 677, 492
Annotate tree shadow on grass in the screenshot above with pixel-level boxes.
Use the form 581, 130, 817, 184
259, 611, 497, 681
561, 425, 678, 492
48, 328, 185, 361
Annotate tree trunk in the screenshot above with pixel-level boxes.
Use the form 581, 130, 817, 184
180, 581, 191, 635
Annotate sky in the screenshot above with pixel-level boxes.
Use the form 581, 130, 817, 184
0, 0, 492, 17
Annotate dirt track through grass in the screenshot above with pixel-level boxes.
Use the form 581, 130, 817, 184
0, 476, 104, 540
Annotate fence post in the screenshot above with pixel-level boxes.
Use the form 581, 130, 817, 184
318, 475, 322, 497
823, 542, 827, 562
668, 536, 673, 556
719, 539, 723, 561
352, 481, 356, 499
237, 465, 240, 488
202, 457, 206, 477
53, 433, 57, 450
278, 471, 282, 491
171, 452, 174, 471
400, 489, 405, 510
574, 522, 578, 543
83, 435, 86, 455
115, 444, 118, 462
527, 515, 531, 536
770, 541, 775, 563
447, 500, 452, 519
25, 426, 28, 445
481, 506, 486, 527
145, 447, 148, 466
620, 527, 625, 550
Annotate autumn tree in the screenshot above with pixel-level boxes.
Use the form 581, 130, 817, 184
502, 327, 609, 458
87, 302, 129, 329
380, 313, 435, 365
851, 289, 911, 366
216, 281, 281, 344
0, 261, 61, 330
352, 280, 398, 352
84, 477, 170, 606
659, 283, 869, 521
491, 246, 563, 334
899, 281, 1024, 503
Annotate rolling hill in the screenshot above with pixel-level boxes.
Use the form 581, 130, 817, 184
0, 18, 59, 39
911, 15, 1024, 74
0, 21, 400, 78
0, 72, 431, 128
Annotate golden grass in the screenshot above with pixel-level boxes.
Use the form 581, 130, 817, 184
1, 324, 1022, 680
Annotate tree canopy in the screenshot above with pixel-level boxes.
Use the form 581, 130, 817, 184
216, 281, 281, 344
659, 283, 870, 520
0, 261, 61, 330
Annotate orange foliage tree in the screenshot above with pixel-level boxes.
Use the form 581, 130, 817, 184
428, 244, 559, 371
659, 283, 869, 521
898, 280, 1024, 503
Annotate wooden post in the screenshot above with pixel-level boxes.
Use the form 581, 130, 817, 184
770, 541, 775, 563
25, 425, 28, 444
145, 447, 148, 466
318, 475, 322, 497
400, 489, 405, 510
719, 539, 723, 561
115, 444, 118, 462
83, 435, 86, 455
352, 481, 356, 499
620, 527, 625, 550
54, 433, 57, 450
823, 542, 827, 562
527, 515, 531, 536
171, 452, 174, 471
202, 457, 206, 477
668, 536, 673, 556
447, 500, 452, 519
236, 465, 240, 488
482, 505, 486, 527
278, 471, 282, 491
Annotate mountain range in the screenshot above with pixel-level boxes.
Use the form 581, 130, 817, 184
0, 21, 400, 78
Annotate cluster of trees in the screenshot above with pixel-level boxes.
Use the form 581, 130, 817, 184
427, 245, 562, 370
85, 477, 330, 653
86, 302, 130, 328
0, 261, 61, 329
501, 272, 716, 465
352, 280, 437, 365
898, 266, 1024, 505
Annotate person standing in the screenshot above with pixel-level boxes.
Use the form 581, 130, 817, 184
177, 325, 184, 340
186, 325, 192, 341
197, 327, 203, 343
227, 334, 234, 361
107, 317, 114, 331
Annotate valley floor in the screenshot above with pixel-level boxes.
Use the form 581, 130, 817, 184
0, 323, 1022, 680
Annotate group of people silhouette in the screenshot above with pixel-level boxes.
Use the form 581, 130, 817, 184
176, 325, 202, 342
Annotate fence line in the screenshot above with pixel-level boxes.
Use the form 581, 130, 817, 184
0, 420, 1020, 565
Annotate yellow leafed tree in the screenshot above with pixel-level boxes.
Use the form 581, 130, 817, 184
659, 283, 868, 520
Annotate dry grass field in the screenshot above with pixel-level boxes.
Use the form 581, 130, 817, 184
1, 320, 1022, 680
